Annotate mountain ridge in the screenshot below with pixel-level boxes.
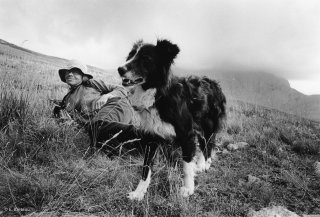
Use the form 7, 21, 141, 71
173, 67, 320, 122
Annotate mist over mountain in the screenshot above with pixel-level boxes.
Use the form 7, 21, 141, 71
1, 38, 319, 122
174, 67, 320, 122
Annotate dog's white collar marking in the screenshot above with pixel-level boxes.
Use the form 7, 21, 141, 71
128, 170, 151, 201
129, 85, 156, 110
138, 107, 176, 139
129, 85, 176, 139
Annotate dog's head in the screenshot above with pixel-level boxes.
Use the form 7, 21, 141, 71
118, 39, 180, 90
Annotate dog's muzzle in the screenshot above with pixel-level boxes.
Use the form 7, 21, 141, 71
121, 77, 144, 87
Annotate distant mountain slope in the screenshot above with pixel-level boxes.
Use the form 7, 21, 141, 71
174, 67, 320, 122
0, 38, 318, 121
0, 38, 114, 78
0, 39, 67, 66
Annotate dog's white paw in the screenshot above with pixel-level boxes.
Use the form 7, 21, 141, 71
127, 190, 145, 201
180, 186, 194, 197
205, 157, 212, 170
127, 172, 151, 201
195, 159, 206, 173
195, 151, 206, 173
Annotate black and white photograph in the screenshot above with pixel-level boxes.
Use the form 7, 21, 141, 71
0, 0, 319, 216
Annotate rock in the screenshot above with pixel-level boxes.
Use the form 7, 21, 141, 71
238, 178, 246, 186
239, 175, 261, 187
247, 175, 261, 185
227, 144, 237, 151
216, 142, 223, 147
211, 150, 219, 162
221, 139, 232, 148
314, 161, 320, 176
227, 142, 249, 151
222, 149, 230, 155
247, 206, 299, 217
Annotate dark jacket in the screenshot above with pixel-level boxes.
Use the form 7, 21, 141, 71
54, 79, 136, 125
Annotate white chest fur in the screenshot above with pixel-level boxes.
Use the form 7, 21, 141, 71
137, 107, 176, 139
129, 85, 176, 140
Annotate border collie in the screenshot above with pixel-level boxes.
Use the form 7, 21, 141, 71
118, 39, 226, 200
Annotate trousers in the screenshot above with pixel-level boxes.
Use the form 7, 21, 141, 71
87, 120, 162, 156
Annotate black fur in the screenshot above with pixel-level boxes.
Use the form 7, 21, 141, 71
118, 39, 226, 193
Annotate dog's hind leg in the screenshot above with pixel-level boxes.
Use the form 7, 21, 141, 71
194, 135, 206, 173
180, 160, 196, 197
179, 135, 197, 197
204, 133, 216, 170
128, 142, 158, 201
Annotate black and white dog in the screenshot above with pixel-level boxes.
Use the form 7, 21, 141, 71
118, 39, 226, 200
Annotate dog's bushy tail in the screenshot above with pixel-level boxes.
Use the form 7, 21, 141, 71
184, 75, 226, 133
203, 77, 227, 132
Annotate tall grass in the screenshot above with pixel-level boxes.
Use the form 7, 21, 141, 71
0, 48, 320, 216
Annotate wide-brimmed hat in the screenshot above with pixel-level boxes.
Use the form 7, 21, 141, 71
58, 59, 93, 82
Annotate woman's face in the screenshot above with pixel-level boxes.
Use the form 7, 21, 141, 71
65, 69, 83, 87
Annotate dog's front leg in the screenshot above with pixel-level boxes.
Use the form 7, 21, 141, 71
128, 143, 158, 201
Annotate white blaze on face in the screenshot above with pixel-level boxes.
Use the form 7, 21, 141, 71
123, 45, 142, 66
119, 45, 142, 81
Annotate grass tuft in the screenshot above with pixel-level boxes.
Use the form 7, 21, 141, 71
292, 139, 320, 156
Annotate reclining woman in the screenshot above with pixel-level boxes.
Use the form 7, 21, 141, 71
53, 59, 161, 156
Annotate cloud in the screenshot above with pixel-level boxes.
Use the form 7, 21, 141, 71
0, 0, 320, 93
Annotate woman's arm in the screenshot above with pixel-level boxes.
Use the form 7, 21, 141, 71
88, 79, 129, 111
89, 79, 127, 98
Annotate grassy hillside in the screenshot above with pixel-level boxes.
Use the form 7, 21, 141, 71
0, 40, 320, 216
0, 39, 117, 84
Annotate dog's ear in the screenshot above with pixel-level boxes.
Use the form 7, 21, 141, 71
143, 39, 180, 90
156, 39, 180, 64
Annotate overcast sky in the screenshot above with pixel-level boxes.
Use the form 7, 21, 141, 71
1, 0, 320, 95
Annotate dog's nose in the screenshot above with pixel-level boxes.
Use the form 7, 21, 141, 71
118, 66, 127, 76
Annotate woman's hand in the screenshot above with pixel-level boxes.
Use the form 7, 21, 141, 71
92, 93, 115, 111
